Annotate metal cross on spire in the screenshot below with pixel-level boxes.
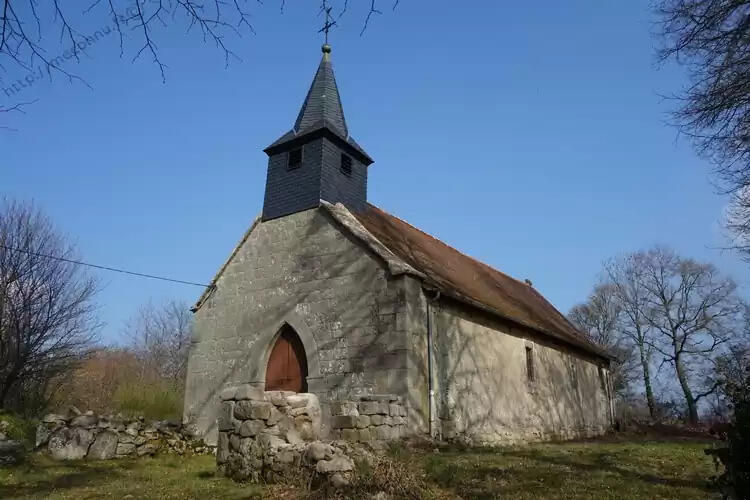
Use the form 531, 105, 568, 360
318, 2, 336, 46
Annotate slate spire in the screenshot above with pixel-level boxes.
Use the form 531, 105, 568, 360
264, 45, 372, 163
293, 44, 348, 138
261, 44, 373, 221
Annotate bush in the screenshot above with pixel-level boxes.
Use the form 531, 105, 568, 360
709, 365, 750, 499
0, 410, 37, 448
726, 369, 749, 499
112, 379, 183, 420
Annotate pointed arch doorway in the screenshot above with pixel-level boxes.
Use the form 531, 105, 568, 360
265, 324, 309, 392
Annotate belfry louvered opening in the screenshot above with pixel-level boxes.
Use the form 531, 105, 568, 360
340, 153, 352, 177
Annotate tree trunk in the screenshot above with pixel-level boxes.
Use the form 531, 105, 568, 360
638, 342, 657, 420
674, 352, 699, 424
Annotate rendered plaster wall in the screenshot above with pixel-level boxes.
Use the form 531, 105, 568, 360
407, 292, 612, 444
183, 208, 409, 444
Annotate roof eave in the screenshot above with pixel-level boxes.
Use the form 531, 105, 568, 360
263, 126, 374, 166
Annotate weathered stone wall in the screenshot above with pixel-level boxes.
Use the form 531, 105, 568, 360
217, 387, 361, 486
328, 394, 407, 442
36, 409, 213, 460
407, 294, 612, 444
184, 208, 410, 444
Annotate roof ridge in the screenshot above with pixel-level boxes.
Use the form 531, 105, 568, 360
365, 203, 535, 290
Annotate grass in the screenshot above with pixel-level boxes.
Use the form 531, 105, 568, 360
0, 437, 718, 499
111, 380, 184, 420
0, 454, 273, 499
421, 437, 717, 499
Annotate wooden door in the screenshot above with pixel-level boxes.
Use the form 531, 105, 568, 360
265, 326, 308, 392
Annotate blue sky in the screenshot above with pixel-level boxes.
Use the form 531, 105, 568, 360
2, 1, 748, 345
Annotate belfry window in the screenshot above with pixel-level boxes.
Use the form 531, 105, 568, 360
340, 154, 352, 177
288, 148, 303, 170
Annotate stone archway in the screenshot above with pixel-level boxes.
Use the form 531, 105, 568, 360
265, 324, 308, 392
245, 311, 323, 393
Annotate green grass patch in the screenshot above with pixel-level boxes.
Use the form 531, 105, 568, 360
422, 439, 716, 499
0, 438, 718, 499
0, 454, 270, 500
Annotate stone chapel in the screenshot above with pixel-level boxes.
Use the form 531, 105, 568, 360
183, 44, 614, 446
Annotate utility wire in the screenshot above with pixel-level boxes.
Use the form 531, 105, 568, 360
0, 244, 212, 288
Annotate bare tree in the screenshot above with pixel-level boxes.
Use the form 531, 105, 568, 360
638, 247, 745, 424
0, 199, 99, 411
125, 299, 192, 383
656, 1, 750, 253
0, 0, 398, 90
605, 252, 659, 420
568, 282, 637, 400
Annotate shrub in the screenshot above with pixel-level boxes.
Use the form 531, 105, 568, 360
112, 379, 183, 420
0, 410, 37, 448
709, 364, 750, 499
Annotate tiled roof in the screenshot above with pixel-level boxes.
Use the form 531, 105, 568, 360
351, 204, 611, 359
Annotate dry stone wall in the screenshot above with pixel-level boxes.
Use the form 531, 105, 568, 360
36, 408, 213, 461
217, 386, 407, 486
329, 394, 407, 442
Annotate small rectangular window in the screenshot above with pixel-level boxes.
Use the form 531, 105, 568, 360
288, 148, 303, 170
340, 154, 352, 176
525, 346, 535, 382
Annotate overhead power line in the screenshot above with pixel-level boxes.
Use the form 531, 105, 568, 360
0, 244, 211, 288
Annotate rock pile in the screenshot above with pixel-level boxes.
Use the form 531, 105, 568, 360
36, 407, 213, 461
329, 395, 407, 442
0, 420, 25, 465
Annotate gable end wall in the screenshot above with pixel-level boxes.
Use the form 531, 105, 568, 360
183, 208, 409, 444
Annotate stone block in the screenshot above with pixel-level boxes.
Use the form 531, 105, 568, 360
286, 394, 309, 408
369, 415, 384, 426
329, 401, 359, 417
229, 433, 241, 452
116, 442, 135, 456
257, 433, 286, 450
267, 406, 283, 426
341, 428, 358, 441
375, 425, 392, 441
87, 430, 118, 460
289, 406, 311, 417
378, 402, 390, 415
264, 425, 280, 436
355, 415, 371, 429
316, 454, 354, 473
285, 428, 304, 446
358, 402, 379, 415
266, 391, 295, 406
239, 420, 265, 437
217, 433, 230, 464
331, 415, 357, 429
358, 428, 372, 442
70, 415, 98, 428
218, 402, 236, 431
389, 404, 401, 416
234, 401, 272, 421
234, 384, 265, 401
305, 442, 333, 462
48, 428, 94, 460
219, 386, 237, 401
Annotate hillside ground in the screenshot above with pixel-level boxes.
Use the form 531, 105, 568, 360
0, 434, 718, 499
